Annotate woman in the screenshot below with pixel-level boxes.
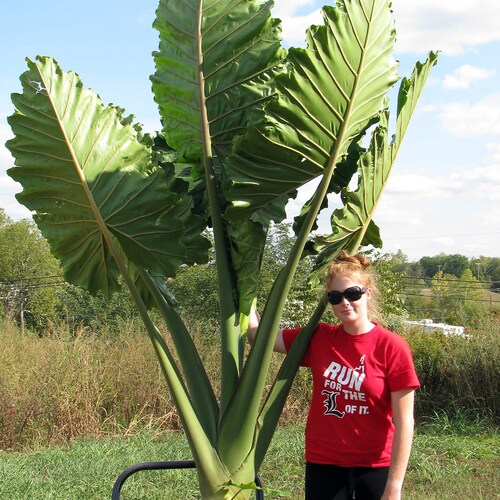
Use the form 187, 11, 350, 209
248, 252, 419, 500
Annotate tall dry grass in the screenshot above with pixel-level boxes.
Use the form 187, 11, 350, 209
0, 319, 180, 450
1, 315, 497, 451
0, 318, 309, 451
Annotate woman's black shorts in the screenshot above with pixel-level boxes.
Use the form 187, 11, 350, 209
305, 462, 389, 499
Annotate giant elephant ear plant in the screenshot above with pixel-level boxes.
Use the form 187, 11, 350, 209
5, 0, 437, 497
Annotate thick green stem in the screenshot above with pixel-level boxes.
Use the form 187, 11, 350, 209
105, 250, 235, 496
205, 160, 241, 412
196, 6, 240, 413
138, 269, 219, 444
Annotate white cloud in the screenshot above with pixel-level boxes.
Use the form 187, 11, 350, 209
391, 0, 500, 55
375, 191, 499, 259
288, 161, 500, 259
448, 166, 500, 201
486, 142, 500, 162
377, 159, 500, 253
385, 173, 450, 198
273, 5, 323, 48
442, 65, 496, 89
0, 173, 30, 220
285, 176, 322, 220
0, 121, 31, 220
0, 122, 14, 165
430, 237, 457, 249
271, 0, 500, 55
439, 93, 500, 136
375, 202, 423, 226
418, 103, 438, 114
286, 11, 323, 47
272, 0, 317, 17
382, 160, 500, 209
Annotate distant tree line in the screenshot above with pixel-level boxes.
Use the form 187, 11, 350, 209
385, 249, 500, 289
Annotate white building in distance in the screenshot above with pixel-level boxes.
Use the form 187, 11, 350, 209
405, 319, 467, 337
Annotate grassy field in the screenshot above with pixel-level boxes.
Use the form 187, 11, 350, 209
0, 421, 498, 499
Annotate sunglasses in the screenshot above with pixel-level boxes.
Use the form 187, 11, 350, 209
327, 286, 366, 305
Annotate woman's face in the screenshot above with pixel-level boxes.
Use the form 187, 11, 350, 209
327, 273, 372, 330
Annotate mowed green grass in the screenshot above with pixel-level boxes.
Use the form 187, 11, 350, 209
0, 423, 498, 499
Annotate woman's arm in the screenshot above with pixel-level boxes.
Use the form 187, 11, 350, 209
381, 388, 416, 500
247, 308, 287, 353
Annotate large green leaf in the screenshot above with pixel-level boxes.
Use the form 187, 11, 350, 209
7, 55, 220, 453
224, 0, 399, 224
152, 0, 285, 168
311, 51, 439, 270
6, 56, 208, 297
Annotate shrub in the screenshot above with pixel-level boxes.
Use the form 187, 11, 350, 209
403, 318, 499, 425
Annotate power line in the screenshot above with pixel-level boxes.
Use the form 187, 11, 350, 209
398, 293, 500, 304
0, 278, 62, 288
0, 275, 62, 284
395, 275, 495, 286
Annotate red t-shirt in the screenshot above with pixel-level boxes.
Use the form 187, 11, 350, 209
283, 322, 420, 467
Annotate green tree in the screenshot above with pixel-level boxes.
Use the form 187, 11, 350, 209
371, 251, 408, 318
484, 257, 500, 290
419, 253, 469, 278
0, 219, 62, 332
5, 0, 436, 497
445, 254, 470, 277
429, 270, 488, 325
169, 223, 321, 333
386, 249, 410, 274
418, 256, 440, 278
402, 277, 429, 320
169, 261, 220, 333
0, 208, 12, 227
430, 271, 457, 323
460, 268, 484, 300
450, 268, 488, 326
56, 282, 138, 334
258, 223, 321, 328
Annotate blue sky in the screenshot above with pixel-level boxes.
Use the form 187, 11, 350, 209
0, 0, 499, 261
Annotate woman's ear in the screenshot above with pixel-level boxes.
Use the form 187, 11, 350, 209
366, 287, 372, 300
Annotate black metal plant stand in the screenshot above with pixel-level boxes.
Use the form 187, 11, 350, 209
112, 459, 264, 499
